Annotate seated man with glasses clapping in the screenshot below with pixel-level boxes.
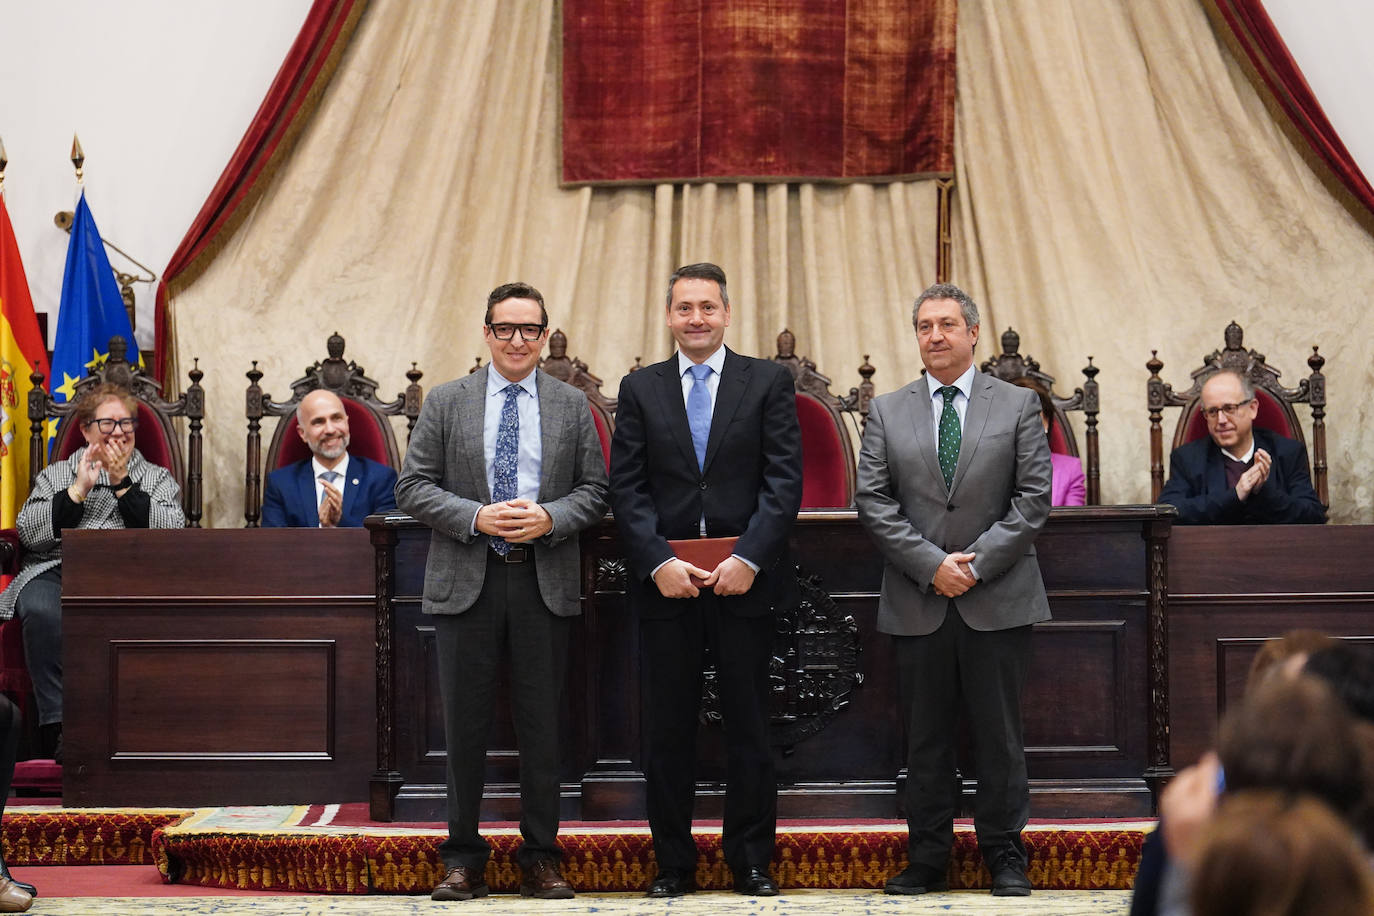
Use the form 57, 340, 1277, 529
0, 383, 185, 763
1158, 370, 1325, 524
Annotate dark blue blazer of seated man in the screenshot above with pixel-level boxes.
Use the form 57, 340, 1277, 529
1159, 426, 1325, 525
261, 452, 398, 527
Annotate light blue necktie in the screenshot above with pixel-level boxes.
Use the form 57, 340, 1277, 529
686, 364, 712, 470
490, 383, 520, 555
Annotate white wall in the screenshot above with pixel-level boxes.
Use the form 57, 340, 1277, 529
0, 0, 316, 349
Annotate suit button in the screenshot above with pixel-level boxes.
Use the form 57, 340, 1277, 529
699, 481, 708, 490
946, 504, 955, 511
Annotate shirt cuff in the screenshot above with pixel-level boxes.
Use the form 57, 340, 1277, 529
732, 554, 760, 574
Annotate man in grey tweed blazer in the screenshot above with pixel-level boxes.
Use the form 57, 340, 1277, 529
856, 284, 1051, 899
395, 283, 608, 902
0, 383, 184, 761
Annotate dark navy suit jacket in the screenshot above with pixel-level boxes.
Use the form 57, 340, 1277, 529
1158, 426, 1325, 524
261, 454, 398, 527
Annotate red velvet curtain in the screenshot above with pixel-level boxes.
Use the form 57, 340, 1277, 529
562, 0, 956, 185
1209, 0, 1374, 218
153, 0, 367, 384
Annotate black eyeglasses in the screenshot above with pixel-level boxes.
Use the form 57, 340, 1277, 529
487, 323, 547, 342
1201, 399, 1253, 421
83, 417, 139, 434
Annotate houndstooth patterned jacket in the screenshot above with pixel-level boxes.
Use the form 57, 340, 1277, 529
0, 446, 184, 620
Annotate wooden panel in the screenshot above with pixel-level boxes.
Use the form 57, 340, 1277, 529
110, 640, 333, 756
1167, 525, 1374, 768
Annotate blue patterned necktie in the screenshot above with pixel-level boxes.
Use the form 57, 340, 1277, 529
686, 363, 712, 470
937, 385, 961, 489
490, 383, 520, 555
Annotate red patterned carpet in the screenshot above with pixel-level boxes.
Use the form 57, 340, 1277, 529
1, 804, 1152, 895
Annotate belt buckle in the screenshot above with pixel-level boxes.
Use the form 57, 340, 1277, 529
505, 546, 529, 564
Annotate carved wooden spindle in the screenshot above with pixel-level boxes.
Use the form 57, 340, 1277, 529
1146, 351, 1167, 502
1307, 346, 1327, 507
244, 361, 267, 528
1081, 357, 1100, 505
403, 363, 424, 441
184, 358, 205, 528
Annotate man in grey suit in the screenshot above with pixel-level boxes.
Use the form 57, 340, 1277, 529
395, 282, 609, 903
855, 283, 1052, 898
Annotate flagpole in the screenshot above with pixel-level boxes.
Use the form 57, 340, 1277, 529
71, 134, 84, 185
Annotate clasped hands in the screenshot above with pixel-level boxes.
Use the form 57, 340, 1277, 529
932, 551, 977, 598
70, 438, 134, 501
1234, 448, 1272, 501
476, 498, 553, 543
653, 555, 756, 599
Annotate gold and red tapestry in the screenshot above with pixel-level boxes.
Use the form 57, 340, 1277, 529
562, 0, 956, 185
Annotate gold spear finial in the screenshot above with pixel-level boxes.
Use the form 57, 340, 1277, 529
0, 134, 8, 192
71, 134, 85, 183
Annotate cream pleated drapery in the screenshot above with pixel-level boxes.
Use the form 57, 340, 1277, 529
173, 0, 1374, 529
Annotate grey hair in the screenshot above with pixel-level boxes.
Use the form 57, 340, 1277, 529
1201, 368, 1256, 401
666, 262, 729, 307
912, 283, 979, 331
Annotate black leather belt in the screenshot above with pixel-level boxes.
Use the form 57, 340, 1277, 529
493, 545, 530, 564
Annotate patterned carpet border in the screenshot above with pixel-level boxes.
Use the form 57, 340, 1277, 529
3, 809, 1148, 894
2, 808, 193, 866
155, 824, 1146, 894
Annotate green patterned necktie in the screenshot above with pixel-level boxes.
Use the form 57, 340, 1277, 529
937, 385, 961, 488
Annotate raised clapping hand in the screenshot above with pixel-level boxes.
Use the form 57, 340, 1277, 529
318, 479, 343, 527
932, 551, 977, 598
1234, 448, 1272, 501
1160, 751, 1223, 867
476, 498, 553, 543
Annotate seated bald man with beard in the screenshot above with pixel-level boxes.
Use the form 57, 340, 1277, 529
261, 389, 398, 527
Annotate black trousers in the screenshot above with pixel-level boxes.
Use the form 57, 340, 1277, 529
641, 594, 776, 876
433, 551, 572, 872
895, 601, 1033, 869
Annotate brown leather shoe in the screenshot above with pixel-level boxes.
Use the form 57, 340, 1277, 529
431, 865, 489, 901
0, 876, 32, 913
520, 859, 575, 899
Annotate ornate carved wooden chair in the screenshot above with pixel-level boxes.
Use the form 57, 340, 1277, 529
980, 327, 1101, 504
539, 329, 617, 469
770, 329, 875, 509
1146, 320, 1327, 504
244, 332, 423, 527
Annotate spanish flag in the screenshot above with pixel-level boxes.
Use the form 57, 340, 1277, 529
0, 192, 51, 530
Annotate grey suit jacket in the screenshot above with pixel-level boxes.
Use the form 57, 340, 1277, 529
855, 371, 1052, 635
394, 367, 609, 618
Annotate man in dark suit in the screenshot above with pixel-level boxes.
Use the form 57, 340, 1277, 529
260, 389, 397, 527
609, 262, 802, 899
855, 283, 1052, 898
395, 282, 609, 902
1159, 369, 1325, 524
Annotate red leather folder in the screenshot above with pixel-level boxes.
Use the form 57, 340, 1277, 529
668, 536, 739, 587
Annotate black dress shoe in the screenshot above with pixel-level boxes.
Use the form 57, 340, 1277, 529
884, 862, 949, 895
989, 848, 1032, 897
733, 866, 779, 896
646, 870, 696, 897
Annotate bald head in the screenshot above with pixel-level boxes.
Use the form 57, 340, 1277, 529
296, 389, 350, 467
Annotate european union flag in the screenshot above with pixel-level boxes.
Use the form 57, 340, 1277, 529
51, 190, 138, 410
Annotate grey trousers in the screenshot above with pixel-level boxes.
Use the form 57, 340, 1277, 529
15, 567, 63, 726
